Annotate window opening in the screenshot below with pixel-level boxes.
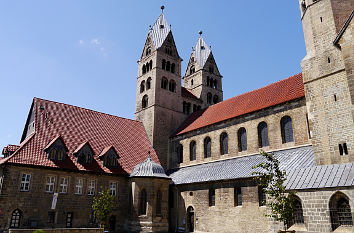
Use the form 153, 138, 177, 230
66, 212, 73, 228
258, 122, 269, 148
139, 189, 147, 215
339, 144, 344, 155
238, 127, 247, 152
156, 190, 162, 216
234, 187, 242, 206
281, 116, 294, 143
59, 177, 68, 194
10, 209, 21, 228
220, 132, 228, 155
190, 141, 196, 161
146, 78, 151, 90
88, 180, 96, 195
140, 80, 145, 93
142, 95, 148, 109
204, 137, 211, 158
110, 182, 117, 196
209, 188, 215, 206
343, 143, 348, 155
45, 176, 55, 193
20, 174, 31, 191
258, 186, 266, 206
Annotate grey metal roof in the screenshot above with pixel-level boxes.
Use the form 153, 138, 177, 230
130, 156, 169, 179
168, 145, 354, 190
149, 13, 170, 49
193, 36, 211, 68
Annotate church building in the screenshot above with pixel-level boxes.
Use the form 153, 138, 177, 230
0, 1, 353, 233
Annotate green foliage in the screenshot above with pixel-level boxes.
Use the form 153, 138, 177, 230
92, 188, 114, 228
252, 150, 296, 230
32, 230, 44, 233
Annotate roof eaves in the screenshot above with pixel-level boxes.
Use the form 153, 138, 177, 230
333, 10, 354, 48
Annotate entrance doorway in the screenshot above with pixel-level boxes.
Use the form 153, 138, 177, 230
187, 206, 194, 232
109, 215, 116, 232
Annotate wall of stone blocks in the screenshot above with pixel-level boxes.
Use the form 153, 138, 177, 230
169, 99, 310, 169
0, 165, 129, 232
8, 228, 103, 233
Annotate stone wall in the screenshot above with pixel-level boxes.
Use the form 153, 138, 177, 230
8, 228, 103, 233
170, 98, 310, 168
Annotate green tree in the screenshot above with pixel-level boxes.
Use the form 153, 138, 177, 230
252, 150, 296, 231
92, 188, 114, 229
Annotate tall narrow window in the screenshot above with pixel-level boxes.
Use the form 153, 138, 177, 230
10, 209, 21, 228
142, 95, 148, 109
238, 128, 247, 152
204, 137, 211, 158
169, 80, 176, 92
142, 65, 146, 74
146, 62, 150, 72
161, 77, 168, 89
207, 76, 210, 86
146, 78, 151, 90
66, 212, 73, 228
110, 182, 117, 196
281, 116, 294, 143
258, 186, 266, 206
209, 188, 215, 206
139, 189, 147, 215
45, 176, 55, 193
20, 173, 31, 192
343, 143, 348, 155
339, 144, 344, 155
220, 132, 228, 155
207, 92, 212, 104
156, 190, 162, 216
258, 122, 269, 148
288, 197, 304, 227
140, 80, 145, 93
162, 59, 166, 70
149, 60, 152, 70
166, 61, 171, 71
190, 141, 196, 161
330, 193, 353, 230
213, 95, 219, 104
88, 180, 96, 195
234, 187, 242, 206
210, 78, 214, 87
190, 66, 195, 75
59, 177, 68, 194
171, 63, 176, 73
75, 178, 83, 195
213, 80, 217, 89
178, 143, 183, 163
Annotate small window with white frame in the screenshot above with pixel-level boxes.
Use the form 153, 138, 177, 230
75, 178, 83, 195
20, 173, 31, 192
88, 180, 96, 195
45, 176, 56, 193
110, 182, 117, 196
59, 177, 68, 194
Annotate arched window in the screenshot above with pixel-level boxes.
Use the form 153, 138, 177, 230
146, 78, 151, 90
238, 127, 247, 152
162, 59, 166, 70
169, 80, 176, 92
207, 76, 210, 86
161, 77, 168, 89
281, 116, 294, 143
146, 62, 150, 72
288, 197, 304, 227
209, 188, 215, 206
140, 80, 145, 93
213, 95, 219, 104
142, 95, 148, 109
139, 189, 147, 215
204, 137, 211, 158
190, 66, 195, 75
220, 132, 228, 155
190, 141, 196, 161
166, 61, 171, 71
142, 65, 146, 74
178, 143, 183, 163
330, 192, 353, 230
258, 122, 269, 148
210, 78, 214, 87
171, 63, 175, 73
10, 209, 21, 228
149, 60, 152, 70
156, 190, 162, 216
207, 93, 212, 104
145, 47, 151, 56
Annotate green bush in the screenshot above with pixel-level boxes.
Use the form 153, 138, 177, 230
32, 230, 44, 233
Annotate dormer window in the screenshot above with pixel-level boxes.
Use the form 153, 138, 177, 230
99, 146, 119, 168
43, 136, 68, 161
201, 46, 205, 50
73, 141, 95, 164
160, 25, 164, 29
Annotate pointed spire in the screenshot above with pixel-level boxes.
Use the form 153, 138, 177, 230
193, 31, 212, 68
149, 8, 171, 49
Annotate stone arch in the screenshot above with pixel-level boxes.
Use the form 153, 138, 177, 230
186, 206, 195, 232
329, 191, 353, 231
10, 209, 21, 228
146, 77, 151, 90
142, 95, 148, 109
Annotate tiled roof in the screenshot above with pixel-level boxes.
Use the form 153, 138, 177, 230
193, 36, 211, 68
174, 73, 304, 136
1, 98, 159, 175
2, 144, 20, 155
181, 87, 200, 101
168, 145, 315, 185
149, 13, 170, 49
168, 145, 354, 190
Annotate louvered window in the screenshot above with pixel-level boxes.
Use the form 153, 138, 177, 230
258, 122, 269, 147
190, 141, 196, 161
281, 116, 294, 143
204, 137, 211, 158
238, 128, 247, 152
220, 132, 228, 155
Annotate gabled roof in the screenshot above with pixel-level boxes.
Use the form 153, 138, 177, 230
1, 98, 159, 175
43, 135, 68, 152
149, 13, 170, 49
181, 87, 201, 101
98, 145, 119, 158
73, 141, 94, 155
174, 73, 304, 136
193, 36, 211, 68
2, 144, 20, 156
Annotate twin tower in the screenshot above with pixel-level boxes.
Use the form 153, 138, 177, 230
134, 8, 223, 169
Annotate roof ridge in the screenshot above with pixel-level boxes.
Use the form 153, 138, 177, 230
34, 97, 141, 124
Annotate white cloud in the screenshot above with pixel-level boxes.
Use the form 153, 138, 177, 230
78, 38, 108, 56
78, 40, 85, 45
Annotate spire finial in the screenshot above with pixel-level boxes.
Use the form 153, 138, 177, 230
161, 5, 165, 13
199, 30, 203, 36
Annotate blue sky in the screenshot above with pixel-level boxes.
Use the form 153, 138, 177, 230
0, 1, 305, 151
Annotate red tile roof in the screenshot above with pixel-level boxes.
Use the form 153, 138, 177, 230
181, 87, 201, 101
2, 144, 20, 155
1, 98, 159, 175
174, 73, 304, 136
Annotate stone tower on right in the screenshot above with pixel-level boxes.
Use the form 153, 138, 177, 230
299, 0, 354, 165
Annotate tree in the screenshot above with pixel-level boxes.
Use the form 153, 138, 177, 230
92, 188, 114, 229
252, 150, 296, 231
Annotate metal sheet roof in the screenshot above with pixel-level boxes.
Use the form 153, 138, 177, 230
149, 13, 170, 49
130, 156, 169, 179
168, 145, 354, 190
193, 36, 211, 68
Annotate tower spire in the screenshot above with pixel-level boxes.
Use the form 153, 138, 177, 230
161, 5, 165, 13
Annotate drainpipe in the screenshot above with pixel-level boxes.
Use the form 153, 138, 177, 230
175, 185, 179, 233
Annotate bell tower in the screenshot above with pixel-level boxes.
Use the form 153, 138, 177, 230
135, 6, 184, 169
183, 32, 223, 108
299, 0, 354, 165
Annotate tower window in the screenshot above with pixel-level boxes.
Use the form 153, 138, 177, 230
201, 45, 205, 50
169, 80, 176, 92
320, 17, 323, 22
213, 95, 219, 104
213, 80, 217, 89
209, 66, 214, 74
142, 65, 146, 74
328, 57, 331, 63
301, 0, 306, 12
191, 79, 194, 85
209, 78, 214, 87
207, 92, 212, 104
334, 94, 337, 101
149, 60, 152, 70
142, 95, 148, 109
146, 78, 151, 90
140, 80, 145, 93
160, 24, 164, 29
171, 63, 176, 73
145, 47, 151, 56
190, 66, 195, 75
166, 61, 171, 71
207, 76, 210, 86
161, 77, 168, 89
343, 143, 348, 155
162, 59, 166, 70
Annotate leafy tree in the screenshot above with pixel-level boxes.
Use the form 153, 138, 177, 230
92, 188, 114, 229
252, 150, 296, 231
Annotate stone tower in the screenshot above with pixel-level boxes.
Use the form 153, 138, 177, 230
299, 0, 354, 165
183, 32, 223, 108
135, 7, 184, 169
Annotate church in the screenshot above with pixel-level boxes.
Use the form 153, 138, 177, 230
0, 0, 353, 232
